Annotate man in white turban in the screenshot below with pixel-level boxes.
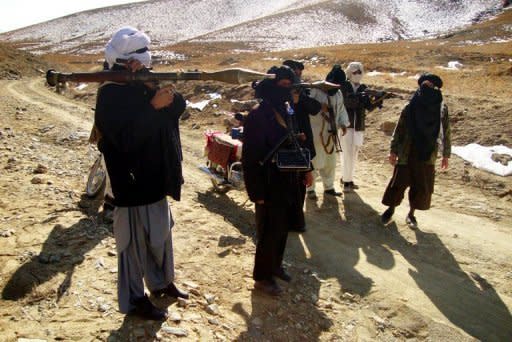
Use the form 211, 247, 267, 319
306, 65, 349, 199
95, 27, 189, 320
104, 26, 152, 69
340, 62, 381, 192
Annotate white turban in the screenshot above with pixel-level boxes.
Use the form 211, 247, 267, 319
105, 26, 151, 69
345, 62, 364, 80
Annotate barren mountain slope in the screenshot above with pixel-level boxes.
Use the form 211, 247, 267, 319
0, 0, 502, 53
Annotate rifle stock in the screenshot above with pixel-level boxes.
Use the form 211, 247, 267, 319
46, 68, 273, 87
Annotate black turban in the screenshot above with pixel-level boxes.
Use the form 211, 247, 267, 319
418, 73, 443, 89
282, 59, 304, 71
266, 65, 296, 82
326, 64, 346, 84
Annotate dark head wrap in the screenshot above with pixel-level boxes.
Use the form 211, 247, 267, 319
253, 66, 294, 114
418, 73, 443, 88
407, 74, 444, 161
273, 65, 296, 82
283, 59, 304, 71
325, 64, 346, 96
280, 61, 302, 84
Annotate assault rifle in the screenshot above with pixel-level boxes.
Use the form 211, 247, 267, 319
295, 81, 343, 153
360, 89, 402, 107
321, 98, 343, 154
343, 88, 402, 113
46, 67, 274, 88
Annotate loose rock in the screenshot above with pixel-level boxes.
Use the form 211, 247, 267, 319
33, 164, 48, 174
1, 229, 15, 237
380, 121, 396, 136
206, 304, 220, 315
31, 177, 44, 184
169, 311, 182, 322
205, 293, 216, 304
177, 297, 188, 308
161, 327, 188, 337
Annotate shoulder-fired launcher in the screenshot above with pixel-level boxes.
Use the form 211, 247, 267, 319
46, 68, 274, 87
293, 80, 341, 92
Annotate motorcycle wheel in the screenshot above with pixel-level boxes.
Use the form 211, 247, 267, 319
86, 156, 107, 198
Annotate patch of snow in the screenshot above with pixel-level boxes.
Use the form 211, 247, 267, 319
448, 61, 464, 69
367, 70, 407, 77
187, 93, 221, 111
437, 61, 464, 71
153, 50, 187, 62
187, 100, 210, 111
455, 37, 512, 46
75, 83, 89, 90
208, 93, 222, 100
389, 71, 407, 77
452, 144, 512, 177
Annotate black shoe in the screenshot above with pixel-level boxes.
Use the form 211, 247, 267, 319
406, 214, 418, 229
324, 189, 342, 197
290, 225, 306, 233
306, 190, 317, 200
381, 207, 395, 225
130, 295, 168, 321
273, 268, 292, 282
151, 282, 189, 299
343, 182, 352, 193
254, 279, 282, 296
350, 182, 359, 190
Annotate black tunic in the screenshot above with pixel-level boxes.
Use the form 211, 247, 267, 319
242, 101, 303, 280
95, 82, 186, 207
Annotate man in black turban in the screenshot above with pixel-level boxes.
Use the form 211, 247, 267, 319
244, 66, 314, 295
380, 73, 451, 229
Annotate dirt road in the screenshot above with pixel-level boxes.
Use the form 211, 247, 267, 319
0, 78, 511, 341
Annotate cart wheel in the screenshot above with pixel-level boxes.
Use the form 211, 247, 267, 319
86, 156, 107, 198
206, 160, 230, 194
210, 177, 230, 194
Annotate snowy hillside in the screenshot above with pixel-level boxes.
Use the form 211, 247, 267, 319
0, 0, 503, 53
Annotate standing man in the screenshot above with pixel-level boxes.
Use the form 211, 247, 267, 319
243, 66, 313, 295
283, 60, 322, 232
95, 27, 189, 321
340, 62, 381, 192
283, 59, 304, 82
307, 65, 349, 199
380, 73, 451, 228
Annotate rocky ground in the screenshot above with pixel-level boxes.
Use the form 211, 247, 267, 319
1, 14, 512, 341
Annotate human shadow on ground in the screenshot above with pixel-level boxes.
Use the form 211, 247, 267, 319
343, 191, 512, 340
197, 190, 333, 340
232, 265, 333, 341
284, 190, 395, 298
106, 313, 165, 341
2, 194, 111, 301
392, 223, 512, 340
196, 190, 256, 243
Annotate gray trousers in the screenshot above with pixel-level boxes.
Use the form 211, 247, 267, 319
113, 198, 175, 313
